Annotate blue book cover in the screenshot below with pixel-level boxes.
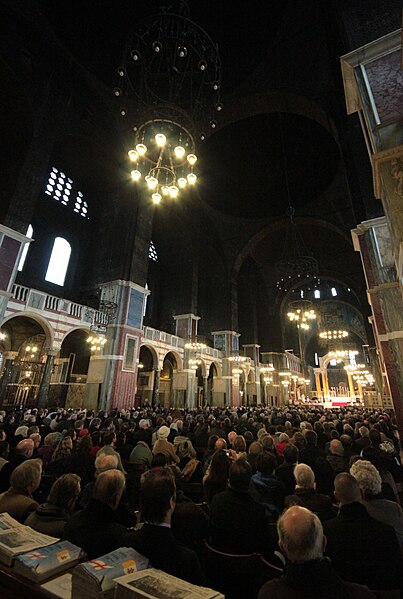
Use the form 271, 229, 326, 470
73, 547, 149, 593
14, 540, 85, 582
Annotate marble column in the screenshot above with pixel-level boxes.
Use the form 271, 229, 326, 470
152, 369, 160, 406
37, 349, 57, 409
347, 373, 355, 399
0, 351, 18, 405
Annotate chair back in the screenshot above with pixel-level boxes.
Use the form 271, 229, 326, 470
202, 540, 282, 599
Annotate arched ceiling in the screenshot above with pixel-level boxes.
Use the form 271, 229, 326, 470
198, 112, 340, 218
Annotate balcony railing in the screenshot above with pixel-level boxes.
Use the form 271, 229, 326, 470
10, 284, 107, 326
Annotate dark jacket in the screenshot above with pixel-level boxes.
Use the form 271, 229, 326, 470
285, 488, 334, 522
121, 523, 205, 585
209, 486, 269, 554
25, 502, 68, 537
63, 497, 127, 558
275, 463, 297, 496
323, 502, 402, 590
258, 557, 376, 599
249, 471, 286, 518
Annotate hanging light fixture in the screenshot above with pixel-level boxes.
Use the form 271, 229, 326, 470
115, 2, 222, 204
319, 329, 349, 340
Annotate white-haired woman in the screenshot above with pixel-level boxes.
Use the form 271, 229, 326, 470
350, 459, 403, 544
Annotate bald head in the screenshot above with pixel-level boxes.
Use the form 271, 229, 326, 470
215, 438, 227, 451
334, 473, 361, 505
278, 506, 325, 563
16, 438, 34, 458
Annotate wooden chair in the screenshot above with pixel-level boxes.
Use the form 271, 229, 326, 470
202, 540, 282, 599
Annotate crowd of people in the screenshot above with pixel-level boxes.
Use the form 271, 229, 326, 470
0, 403, 401, 598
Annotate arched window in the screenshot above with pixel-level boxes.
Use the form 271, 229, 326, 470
148, 241, 158, 262
314, 289, 321, 299
17, 224, 33, 271
331, 287, 337, 297
45, 237, 71, 286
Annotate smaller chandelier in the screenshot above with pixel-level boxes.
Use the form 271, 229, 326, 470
189, 358, 202, 369
185, 342, 206, 350
87, 334, 107, 352
229, 356, 247, 363
287, 305, 316, 331
319, 329, 349, 340
260, 364, 275, 373
232, 367, 243, 376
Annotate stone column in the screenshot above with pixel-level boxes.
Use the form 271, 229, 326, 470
0, 351, 18, 405
152, 369, 160, 406
322, 371, 330, 398
314, 371, 322, 398
37, 349, 57, 409
347, 373, 355, 399
202, 376, 208, 407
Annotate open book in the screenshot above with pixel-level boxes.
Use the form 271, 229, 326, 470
0, 517, 58, 567
114, 568, 225, 599
14, 540, 85, 582
72, 547, 149, 599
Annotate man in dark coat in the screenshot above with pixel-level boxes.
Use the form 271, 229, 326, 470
258, 506, 376, 599
275, 444, 299, 496
121, 468, 205, 586
64, 469, 127, 558
323, 473, 402, 592
285, 463, 334, 521
209, 458, 269, 554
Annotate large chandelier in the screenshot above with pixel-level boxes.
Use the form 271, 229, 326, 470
115, 2, 222, 204
287, 301, 317, 330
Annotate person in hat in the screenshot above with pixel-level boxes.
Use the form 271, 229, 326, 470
153, 426, 179, 464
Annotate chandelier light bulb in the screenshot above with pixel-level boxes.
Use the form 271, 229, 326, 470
212, 81, 220, 91
152, 41, 163, 53
177, 46, 187, 58
128, 150, 139, 161
155, 133, 166, 146
117, 67, 125, 77
178, 177, 187, 188
187, 154, 197, 166
147, 176, 158, 189
152, 193, 162, 204
187, 173, 197, 185
136, 143, 147, 156
131, 170, 141, 181
174, 146, 186, 159
162, 186, 170, 196
169, 186, 179, 198
130, 49, 140, 61
114, 87, 122, 97
198, 60, 207, 71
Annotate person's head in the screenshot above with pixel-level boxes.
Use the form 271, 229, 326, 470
152, 452, 168, 468
292, 432, 306, 450
0, 440, 9, 460
95, 452, 119, 474
229, 458, 252, 491
16, 438, 35, 458
248, 441, 263, 457
359, 425, 369, 438
260, 435, 274, 453
52, 436, 73, 459
93, 469, 125, 510
207, 449, 230, 484
294, 463, 315, 490
139, 419, 149, 430
283, 443, 298, 465
215, 437, 227, 451
207, 434, 219, 450
228, 431, 237, 446
278, 432, 289, 443
10, 459, 42, 494
278, 506, 325, 563
29, 432, 41, 449
256, 451, 277, 475
329, 439, 344, 457
77, 434, 93, 453
102, 431, 116, 446
350, 459, 382, 497
233, 435, 246, 453
369, 429, 381, 447
157, 425, 170, 440
140, 468, 176, 524
47, 473, 81, 513
334, 472, 361, 506
340, 434, 352, 451
304, 430, 317, 446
